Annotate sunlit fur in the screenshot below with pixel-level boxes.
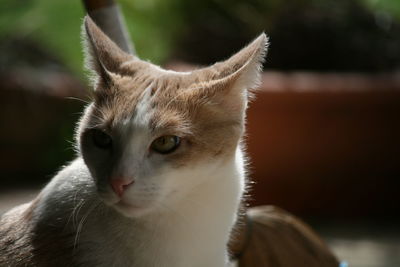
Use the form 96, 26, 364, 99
0, 16, 267, 267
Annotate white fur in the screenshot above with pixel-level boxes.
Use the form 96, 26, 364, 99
33, 146, 244, 267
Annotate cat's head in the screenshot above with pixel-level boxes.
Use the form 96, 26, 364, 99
77, 16, 267, 218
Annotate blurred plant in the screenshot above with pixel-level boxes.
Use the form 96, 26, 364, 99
0, 0, 399, 73
171, 0, 400, 71
119, 0, 184, 63
362, 0, 400, 19
0, 0, 184, 75
0, 0, 83, 73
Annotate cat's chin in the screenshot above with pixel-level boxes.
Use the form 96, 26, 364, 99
97, 192, 157, 218
113, 200, 154, 218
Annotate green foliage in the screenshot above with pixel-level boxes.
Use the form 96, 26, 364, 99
0, 0, 184, 75
119, 0, 185, 62
0, 0, 399, 74
362, 0, 400, 19
0, 0, 83, 73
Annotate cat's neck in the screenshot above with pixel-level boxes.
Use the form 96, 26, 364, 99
98, 151, 244, 267
124, 152, 243, 266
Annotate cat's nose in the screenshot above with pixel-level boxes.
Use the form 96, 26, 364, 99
111, 178, 134, 197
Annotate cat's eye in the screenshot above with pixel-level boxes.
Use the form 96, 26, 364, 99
151, 135, 180, 154
91, 129, 112, 149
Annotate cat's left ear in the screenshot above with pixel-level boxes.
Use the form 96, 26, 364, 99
190, 33, 268, 111
82, 15, 132, 86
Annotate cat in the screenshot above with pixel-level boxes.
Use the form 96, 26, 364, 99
0, 16, 267, 267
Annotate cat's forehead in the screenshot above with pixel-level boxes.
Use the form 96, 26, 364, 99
93, 71, 196, 133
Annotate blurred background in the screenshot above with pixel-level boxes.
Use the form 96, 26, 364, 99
0, 0, 399, 266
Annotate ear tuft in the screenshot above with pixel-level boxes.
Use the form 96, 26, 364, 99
228, 33, 269, 93
188, 33, 268, 109
192, 33, 268, 93
181, 33, 268, 118
81, 16, 132, 86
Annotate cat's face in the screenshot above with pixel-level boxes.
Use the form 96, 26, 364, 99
78, 17, 267, 218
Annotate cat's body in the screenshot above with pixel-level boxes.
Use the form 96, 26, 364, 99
1, 156, 243, 266
0, 17, 267, 267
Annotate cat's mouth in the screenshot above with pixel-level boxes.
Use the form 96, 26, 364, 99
97, 183, 159, 217
113, 199, 153, 217
116, 200, 142, 210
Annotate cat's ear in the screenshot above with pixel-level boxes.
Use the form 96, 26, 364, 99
82, 16, 132, 86
189, 33, 268, 111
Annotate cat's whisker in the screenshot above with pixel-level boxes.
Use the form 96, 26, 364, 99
64, 140, 77, 153
65, 96, 91, 105
73, 200, 100, 250
88, 115, 104, 124
73, 199, 86, 229
88, 121, 105, 129
65, 188, 85, 229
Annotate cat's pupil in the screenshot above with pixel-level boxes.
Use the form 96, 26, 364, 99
151, 136, 180, 154
92, 129, 112, 149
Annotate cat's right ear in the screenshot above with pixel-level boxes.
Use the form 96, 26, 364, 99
82, 16, 132, 87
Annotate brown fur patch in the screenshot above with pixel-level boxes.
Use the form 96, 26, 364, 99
81, 17, 267, 168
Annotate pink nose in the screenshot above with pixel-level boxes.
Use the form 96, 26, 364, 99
111, 178, 134, 197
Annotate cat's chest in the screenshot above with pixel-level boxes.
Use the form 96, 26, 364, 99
79, 233, 181, 267
78, 214, 226, 267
